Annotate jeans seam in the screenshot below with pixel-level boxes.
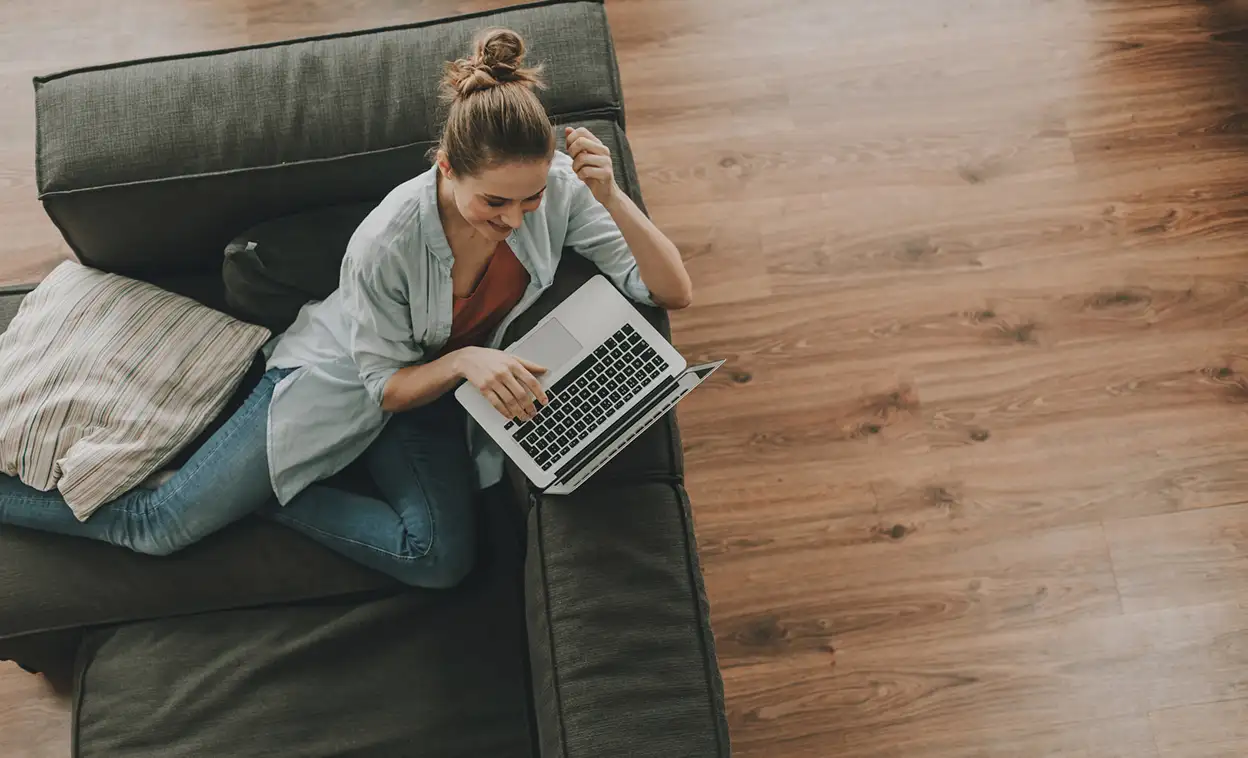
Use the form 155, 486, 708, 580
391, 415, 444, 560
273, 512, 427, 561
118, 372, 276, 518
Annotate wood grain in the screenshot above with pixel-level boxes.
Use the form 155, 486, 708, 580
6, 0, 1248, 756
1151, 697, 1248, 758
1107, 502, 1248, 615
652, 0, 1248, 755
724, 601, 1248, 757
0, 663, 72, 758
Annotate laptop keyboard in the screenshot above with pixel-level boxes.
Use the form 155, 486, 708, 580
505, 323, 666, 470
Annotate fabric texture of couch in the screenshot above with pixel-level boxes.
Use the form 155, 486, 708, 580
0, 1, 730, 756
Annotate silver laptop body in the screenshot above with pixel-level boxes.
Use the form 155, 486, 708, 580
455, 275, 722, 494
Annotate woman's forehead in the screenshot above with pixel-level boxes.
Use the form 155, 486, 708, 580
470, 160, 550, 199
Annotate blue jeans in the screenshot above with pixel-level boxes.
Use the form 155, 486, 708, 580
0, 368, 476, 588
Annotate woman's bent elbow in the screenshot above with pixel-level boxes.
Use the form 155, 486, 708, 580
660, 288, 693, 311
379, 379, 405, 413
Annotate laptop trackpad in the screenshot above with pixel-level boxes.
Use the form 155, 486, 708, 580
513, 317, 583, 372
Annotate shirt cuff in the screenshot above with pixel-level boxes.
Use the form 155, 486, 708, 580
623, 270, 657, 308
362, 365, 401, 408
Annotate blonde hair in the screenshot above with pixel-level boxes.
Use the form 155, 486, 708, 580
437, 28, 554, 177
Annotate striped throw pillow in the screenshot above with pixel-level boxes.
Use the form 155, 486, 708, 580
0, 262, 270, 521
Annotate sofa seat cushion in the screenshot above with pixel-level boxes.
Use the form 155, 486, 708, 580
72, 487, 533, 758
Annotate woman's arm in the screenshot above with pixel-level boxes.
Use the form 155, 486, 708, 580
380, 353, 463, 413
565, 127, 693, 310
600, 187, 693, 310
383, 347, 548, 419
339, 230, 428, 409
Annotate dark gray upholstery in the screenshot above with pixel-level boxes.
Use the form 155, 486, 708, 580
74, 489, 534, 758
524, 484, 729, 758
222, 202, 376, 332
0, 519, 395, 641
4, 0, 729, 755
34, 0, 625, 274
0, 286, 23, 329
500, 260, 720, 757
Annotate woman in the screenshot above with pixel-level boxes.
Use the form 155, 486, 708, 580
0, 29, 691, 588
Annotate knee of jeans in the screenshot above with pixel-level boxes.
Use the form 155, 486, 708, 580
122, 518, 193, 558
401, 530, 475, 589
125, 532, 179, 557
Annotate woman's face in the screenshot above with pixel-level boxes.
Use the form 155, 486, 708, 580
439, 156, 551, 242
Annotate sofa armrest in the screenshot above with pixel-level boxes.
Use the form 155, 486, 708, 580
523, 483, 730, 757
0, 521, 396, 640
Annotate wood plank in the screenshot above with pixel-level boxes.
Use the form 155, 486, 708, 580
725, 601, 1248, 757
1150, 698, 1248, 758
708, 523, 1123, 667
0, 664, 71, 758
1107, 502, 1248, 614
736, 714, 1160, 758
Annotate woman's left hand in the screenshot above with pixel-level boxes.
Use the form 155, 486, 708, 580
565, 126, 617, 206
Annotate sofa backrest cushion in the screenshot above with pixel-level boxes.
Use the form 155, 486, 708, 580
33, 0, 624, 275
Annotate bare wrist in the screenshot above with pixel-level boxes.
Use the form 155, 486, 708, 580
446, 348, 468, 380
602, 183, 626, 214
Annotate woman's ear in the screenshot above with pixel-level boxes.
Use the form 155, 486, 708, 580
436, 151, 453, 179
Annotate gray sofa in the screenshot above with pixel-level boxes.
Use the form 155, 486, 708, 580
0, 1, 730, 755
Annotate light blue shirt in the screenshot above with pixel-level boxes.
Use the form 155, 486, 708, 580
264, 151, 654, 504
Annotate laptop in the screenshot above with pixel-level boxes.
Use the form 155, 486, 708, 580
456, 275, 722, 494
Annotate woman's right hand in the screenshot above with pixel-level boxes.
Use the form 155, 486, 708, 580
452, 347, 549, 421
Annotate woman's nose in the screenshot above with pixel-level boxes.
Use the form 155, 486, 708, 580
502, 205, 524, 228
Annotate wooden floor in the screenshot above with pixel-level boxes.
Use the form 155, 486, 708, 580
5, 0, 1248, 755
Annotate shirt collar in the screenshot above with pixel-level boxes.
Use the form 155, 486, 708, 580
419, 166, 455, 267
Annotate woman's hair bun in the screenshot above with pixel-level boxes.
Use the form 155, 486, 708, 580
442, 28, 544, 100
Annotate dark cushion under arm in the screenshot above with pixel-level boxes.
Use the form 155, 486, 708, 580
499, 209, 725, 754
222, 202, 375, 332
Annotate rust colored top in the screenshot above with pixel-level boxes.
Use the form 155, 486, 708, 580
442, 241, 530, 354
